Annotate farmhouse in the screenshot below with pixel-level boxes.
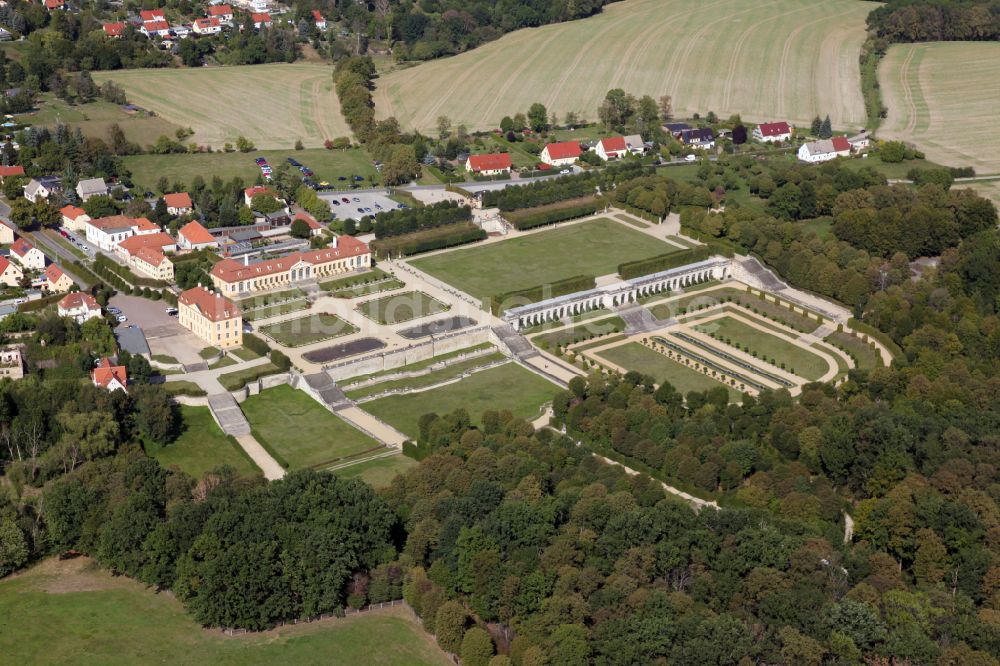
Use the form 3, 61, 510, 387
10, 238, 46, 271
465, 153, 512, 176
0, 220, 14, 245
208, 4, 233, 21
23, 176, 62, 202
177, 221, 218, 250
103, 22, 126, 38
678, 128, 715, 150
251, 12, 272, 29
60, 205, 91, 231
92, 358, 127, 392
178, 286, 242, 349
75, 177, 109, 202
0, 165, 25, 180
193, 17, 222, 34
0, 257, 22, 287
594, 136, 627, 161
58, 292, 101, 323
797, 136, 852, 163
163, 192, 194, 216
209, 236, 371, 296
312, 10, 326, 29
540, 141, 582, 167
753, 121, 792, 143
42, 264, 74, 293
624, 135, 646, 155
848, 131, 871, 150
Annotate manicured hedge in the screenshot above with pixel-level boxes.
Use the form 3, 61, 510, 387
371, 222, 486, 258
848, 317, 904, 360
491, 274, 595, 315
506, 201, 602, 230
242, 333, 272, 357
617, 247, 714, 279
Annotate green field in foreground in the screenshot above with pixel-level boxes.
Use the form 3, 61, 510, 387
364, 363, 557, 437
411, 218, 673, 301
242, 385, 380, 469
0, 558, 448, 666
356, 291, 450, 325
596, 342, 743, 401
694, 315, 830, 380
146, 406, 260, 479
260, 313, 359, 348
333, 454, 419, 488
123, 149, 379, 192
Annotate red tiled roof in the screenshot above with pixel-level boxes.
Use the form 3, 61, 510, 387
208, 4, 232, 15
88, 214, 135, 232
195, 17, 221, 29
163, 192, 193, 210
61, 205, 87, 219
758, 121, 791, 137
312, 9, 324, 21
179, 221, 215, 245
143, 20, 169, 31
467, 153, 512, 172
251, 12, 271, 23
0, 257, 16, 275
44, 264, 65, 282
92, 358, 127, 389
598, 136, 627, 153
103, 22, 126, 36
832, 136, 851, 152
179, 286, 240, 322
245, 185, 278, 199
543, 141, 582, 160
117, 232, 175, 257
0, 165, 24, 177
59, 292, 99, 312
10, 238, 33, 258
133, 217, 160, 233
210, 237, 370, 283
293, 211, 322, 229
134, 246, 168, 267
140, 9, 165, 21
44, 0, 63, 8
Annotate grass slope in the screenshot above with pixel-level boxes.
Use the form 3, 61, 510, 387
333, 454, 419, 489
364, 363, 557, 437
146, 406, 260, 479
596, 341, 743, 400
374, 0, 869, 133
879, 42, 1000, 176
0, 558, 449, 666
411, 218, 672, 300
93, 63, 351, 149
241, 385, 379, 469
23, 94, 182, 148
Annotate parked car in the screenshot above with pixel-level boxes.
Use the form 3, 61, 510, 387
255, 157, 267, 165
337, 176, 347, 181
357, 207, 364, 213
330, 199, 339, 205
108, 307, 121, 315
352, 197, 360, 202
287, 157, 301, 167
684, 154, 697, 162
243, 322, 253, 333
164, 307, 178, 315
116, 314, 127, 322
341, 197, 350, 203
559, 169, 571, 174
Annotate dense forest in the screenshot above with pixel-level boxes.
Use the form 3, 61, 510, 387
866, 0, 1000, 42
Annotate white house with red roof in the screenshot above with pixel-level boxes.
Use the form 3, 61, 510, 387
92, 358, 128, 392
0, 165, 25, 180
141, 19, 171, 38
465, 153, 512, 176
244, 185, 282, 207
311, 9, 327, 29
103, 22, 126, 38
163, 192, 194, 215
797, 136, 852, 163
292, 210, 324, 237
42, 264, 74, 293
178, 286, 242, 349
44, 0, 65, 10
0, 219, 15, 245
753, 121, 792, 143
0, 257, 22, 287
208, 4, 233, 21
85, 215, 160, 252
114, 232, 176, 280
540, 141, 582, 167
594, 136, 627, 161
60, 205, 91, 232
193, 17, 222, 34
251, 12, 272, 29
140, 9, 166, 21
58, 292, 101, 323
177, 221, 218, 250
10, 238, 46, 271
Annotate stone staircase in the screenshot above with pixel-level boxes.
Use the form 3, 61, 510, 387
733, 256, 786, 292
302, 372, 353, 411
207, 393, 251, 436
617, 304, 662, 334
491, 324, 538, 361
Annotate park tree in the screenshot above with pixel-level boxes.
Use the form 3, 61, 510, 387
249, 194, 283, 214
460, 627, 495, 666
527, 103, 548, 132
83, 195, 118, 219
512, 113, 528, 132
499, 116, 514, 133
658, 94, 673, 120
290, 217, 311, 239
131, 385, 179, 446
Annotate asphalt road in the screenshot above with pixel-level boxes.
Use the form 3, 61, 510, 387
23, 229, 94, 288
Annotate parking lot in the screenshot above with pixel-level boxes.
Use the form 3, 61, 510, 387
322, 191, 402, 221
109, 294, 206, 364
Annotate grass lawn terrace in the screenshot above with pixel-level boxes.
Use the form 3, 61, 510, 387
596, 342, 743, 401
146, 406, 259, 479
332, 454, 419, 489
410, 218, 676, 301
693, 315, 831, 381
0, 557, 450, 666
241, 385, 381, 469
260, 313, 358, 347
356, 291, 449, 325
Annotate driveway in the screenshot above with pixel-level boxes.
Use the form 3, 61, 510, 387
324, 191, 401, 221
109, 294, 205, 364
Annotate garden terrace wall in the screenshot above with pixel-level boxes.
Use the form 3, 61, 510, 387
324, 326, 491, 381
491, 274, 595, 315
618, 247, 714, 279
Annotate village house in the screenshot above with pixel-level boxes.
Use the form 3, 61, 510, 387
178, 286, 242, 349
139, 9, 166, 22
848, 131, 872, 151
244, 185, 282, 207
678, 127, 715, 150
23, 176, 62, 202
208, 4, 234, 21
193, 17, 222, 34
0, 257, 23, 287
75, 177, 109, 202
0, 219, 15, 245
663, 122, 692, 136
58, 292, 102, 323
10, 238, 46, 271
312, 9, 326, 29
114, 232, 176, 279
797, 136, 852, 163
293, 211, 324, 237
209, 236, 371, 297
624, 135, 646, 155
92, 358, 127, 392
163, 192, 194, 216
103, 22, 126, 38
251, 12, 272, 29
753, 121, 792, 143
60, 205, 91, 232
85, 215, 160, 252
594, 136, 628, 161
0, 345, 25, 380
42, 264, 74, 293
141, 19, 171, 38
44, 0, 64, 10
177, 220, 218, 250
465, 153, 512, 176
0, 165, 25, 180
540, 141, 582, 167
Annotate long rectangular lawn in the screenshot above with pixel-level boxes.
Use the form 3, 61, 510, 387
146, 406, 260, 479
410, 218, 676, 300
693, 316, 830, 381
364, 363, 558, 437
356, 291, 449, 325
596, 342, 742, 401
260, 313, 358, 347
241, 385, 380, 469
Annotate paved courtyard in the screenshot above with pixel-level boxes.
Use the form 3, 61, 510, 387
323, 190, 401, 221
110, 294, 205, 364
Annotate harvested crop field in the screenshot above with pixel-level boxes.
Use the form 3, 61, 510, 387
93, 63, 351, 149
374, 0, 869, 133
879, 42, 1000, 176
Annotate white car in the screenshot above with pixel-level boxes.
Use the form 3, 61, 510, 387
116, 314, 127, 322
684, 154, 697, 162
164, 307, 178, 315
559, 169, 571, 174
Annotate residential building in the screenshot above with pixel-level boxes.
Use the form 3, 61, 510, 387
251, 12, 272, 28
753, 121, 792, 143
292, 210, 324, 237
848, 131, 872, 150
193, 17, 222, 34
210, 237, 371, 296
465, 153, 512, 176
178, 286, 242, 349
312, 9, 326, 29
0, 345, 24, 380
797, 136, 852, 163
131, 246, 174, 281
540, 141, 582, 167
60, 205, 90, 231
10, 238, 46, 271
594, 136, 628, 161
678, 128, 715, 150
23, 176, 62, 202
0, 165, 25, 180
103, 22, 126, 37
0, 257, 22, 287
140, 9, 166, 21
623, 135, 646, 155
163, 192, 194, 215
177, 220, 218, 250
58, 292, 102, 323
85, 215, 160, 252
142, 20, 171, 37
0, 219, 14, 245
244, 185, 281, 206
75, 177, 109, 202
44, 0, 64, 10
42, 264, 74, 293
208, 4, 234, 21
663, 122, 692, 136
92, 358, 127, 392
172, 24, 191, 39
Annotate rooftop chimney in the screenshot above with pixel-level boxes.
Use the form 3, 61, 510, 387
331, 234, 338, 249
